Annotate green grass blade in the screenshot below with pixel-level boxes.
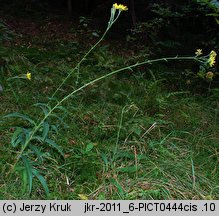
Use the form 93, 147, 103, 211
110, 178, 124, 196
100, 153, 108, 171
117, 165, 138, 173
191, 159, 196, 189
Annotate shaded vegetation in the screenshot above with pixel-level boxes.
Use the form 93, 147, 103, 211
0, 1, 218, 199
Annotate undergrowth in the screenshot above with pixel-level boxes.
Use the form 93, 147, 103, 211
0, 4, 218, 200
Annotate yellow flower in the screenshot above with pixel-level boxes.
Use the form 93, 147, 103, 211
26, 72, 31, 80
195, 49, 202, 56
206, 71, 214, 79
209, 50, 217, 67
78, 194, 88, 200
113, 3, 128, 11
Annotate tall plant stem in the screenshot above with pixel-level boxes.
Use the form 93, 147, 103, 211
11, 55, 197, 172
51, 11, 121, 99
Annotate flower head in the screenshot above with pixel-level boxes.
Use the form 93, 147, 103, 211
186, 80, 191, 85
113, 3, 128, 11
209, 50, 217, 67
206, 71, 214, 79
26, 72, 31, 80
195, 49, 202, 56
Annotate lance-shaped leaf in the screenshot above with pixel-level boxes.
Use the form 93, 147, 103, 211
33, 103, 51, 116
22, 156, 33, 194
3, 113, 36, 126
11, 127, 23, 147
41, 121, 50, 141
32, 169, 50, 196
32, 136, 64, 157
29, 144, 44, 162
44, 138, 64, 157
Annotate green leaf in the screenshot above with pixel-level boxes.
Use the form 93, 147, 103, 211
11, 128, 30, 148
11, 127, 23, 147
98, 192, 106, 200
42, 122, 50, 140
22, 156, 33, 194
33, 103, 51, 116
114, 152, 135, 159
85, 143, 94, 153
32, 136, 64, 157
100, 153, 108, 171
32, 169, 50, 196
110, 178, 124, 195
56, 106, 68, 113
3, 113, 36, 126
206, 13, 219, 17
29, 144, 44, 162
44, 138, 64, 157
51, 125, 59, 134
23, 128, 31, 144
50, 114, 68, 128
21, 169, 28, 194
32, 135, 43, 142
117, 165, 138, 173
132, 126, 142, 136
14, 165, 25, 172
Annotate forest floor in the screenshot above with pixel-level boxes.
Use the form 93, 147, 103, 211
0, 14, 219, 199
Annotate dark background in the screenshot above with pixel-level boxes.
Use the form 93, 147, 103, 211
0, 0, 218, 54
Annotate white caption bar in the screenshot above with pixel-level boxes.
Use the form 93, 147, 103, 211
0, 200, 218, 216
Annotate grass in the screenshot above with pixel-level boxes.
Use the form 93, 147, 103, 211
0, 17, 219, 200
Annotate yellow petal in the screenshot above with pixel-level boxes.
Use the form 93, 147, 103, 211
113, 3, 128, 11
195, 49, 202, 56
26, 72, 31, 80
